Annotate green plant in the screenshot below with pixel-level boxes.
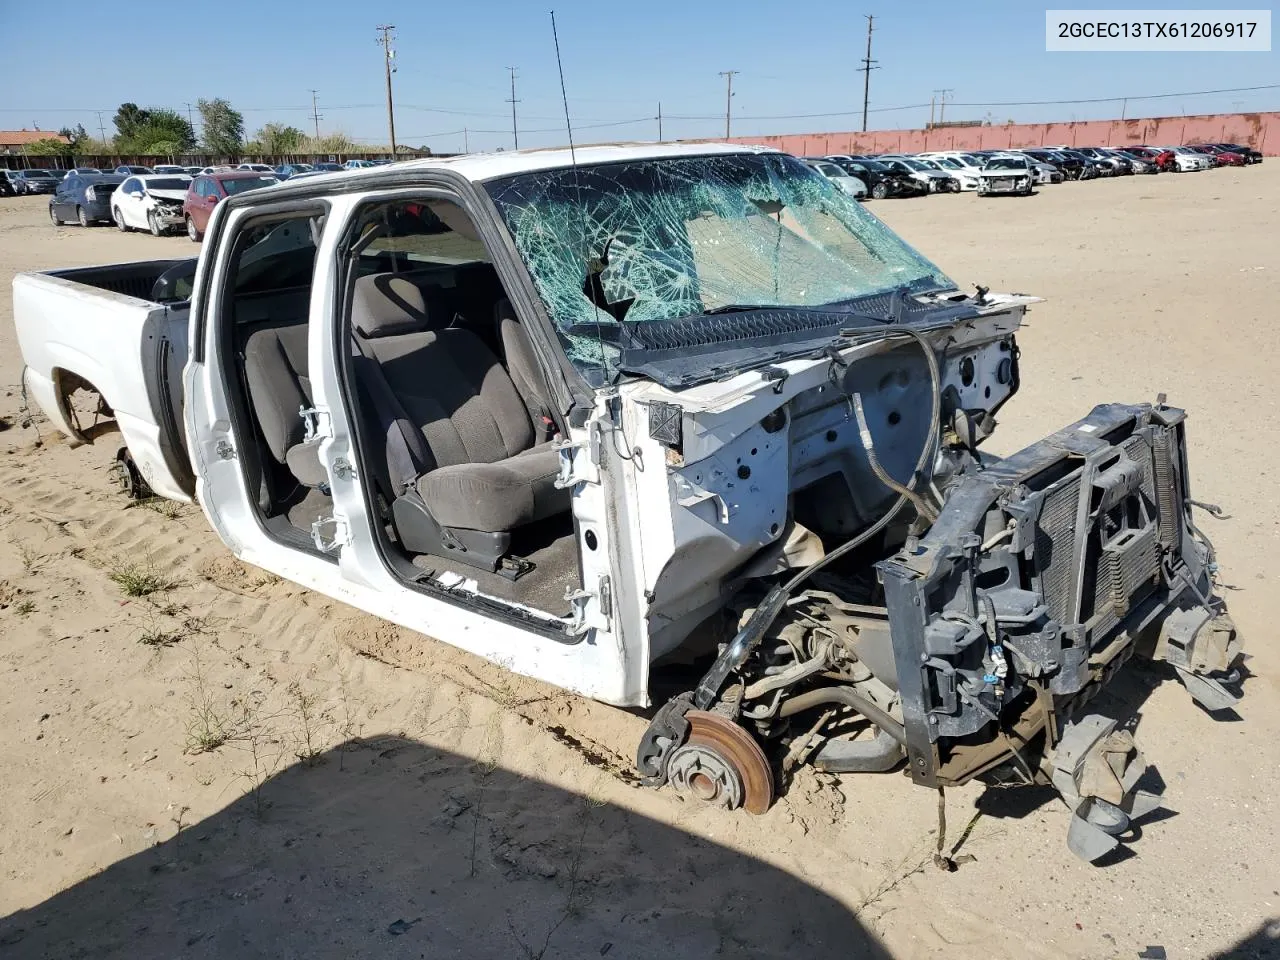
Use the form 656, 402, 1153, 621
183, 647, 241, 753
108, 554, 181, 597
15, 599, 36, 617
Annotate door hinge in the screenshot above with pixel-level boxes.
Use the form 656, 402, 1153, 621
215, 439, 236, 460
565, 574, 612, 636
311, 514, 351, 553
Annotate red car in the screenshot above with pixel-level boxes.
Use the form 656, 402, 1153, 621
1190, 144, 1247, 167
1129, 146, 1177, 172
182, 170, 279, 241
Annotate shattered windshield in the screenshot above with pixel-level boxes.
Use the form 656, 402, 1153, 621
486, 152, 952, 381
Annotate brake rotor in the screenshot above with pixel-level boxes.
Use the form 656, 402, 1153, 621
666, 711, 774, 815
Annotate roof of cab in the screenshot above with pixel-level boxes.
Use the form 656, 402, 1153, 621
292, 141, 780, 189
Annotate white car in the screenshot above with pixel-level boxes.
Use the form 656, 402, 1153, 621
801, 158, 868, 198
344, 159, 377, 169
111, 174, 192, 236
977, 155, 1035, 196
915, 155, 980, 191
1165, 147, 1212, 172
237, 163, 276, 173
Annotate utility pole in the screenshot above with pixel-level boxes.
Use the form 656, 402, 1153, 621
929, 96, 936, 128
94, 110, 107, 144
463, 127, 469, 153
376, 25, 398, 156
858, 15, 878, 133
934, 88, 953, 124
506, 67, 520, 149
719, 70, 738, 138
309, 89, 323, 138
657, 101, 663, 141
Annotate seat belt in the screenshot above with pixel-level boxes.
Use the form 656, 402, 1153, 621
349, 337, 434, 497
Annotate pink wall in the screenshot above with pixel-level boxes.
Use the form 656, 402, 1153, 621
726, 111, 1278, 157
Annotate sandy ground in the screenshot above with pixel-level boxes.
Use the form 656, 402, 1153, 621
0, 169, 1278, 960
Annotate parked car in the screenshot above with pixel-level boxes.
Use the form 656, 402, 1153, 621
111, 174, 193, 236
1212, 142, 1262, 163
12, 144, 1242, 865
61, 167, 103, 179
312, 161, 344, 172
1075, 147, 1131, 175
182, 170, 279, 241
183, 166, 204, 176
237, 163, 276, 173
14, 169, 61, 195
49, 172, 125, 227
800, 158, 867, 198
1028, 159, 1064, 184
153, 164, 189, 175
114, 165, 155, 176
877, 156, 959, 192
977, 155, 1035, 196
914, 154, 980, 191
274, 163, 315, 180
1023, 149, 1089, 181
0, 170, 19, 196
1165, 147, 1212, 172
824, 156, 923, 199
1127, 146, 1177, 172
1189, 144, 1247, 167
343, 159, 376, 169
1111, 149, 1158, 174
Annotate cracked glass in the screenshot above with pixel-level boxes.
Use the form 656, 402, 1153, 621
486, 152, 953, 383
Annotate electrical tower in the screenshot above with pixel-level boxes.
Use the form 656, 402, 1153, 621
858, 15, 878, 133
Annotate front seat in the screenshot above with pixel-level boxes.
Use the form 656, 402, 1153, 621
350, 274, 569, 574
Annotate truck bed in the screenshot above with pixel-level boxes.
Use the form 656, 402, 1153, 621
12, 259, 195, 500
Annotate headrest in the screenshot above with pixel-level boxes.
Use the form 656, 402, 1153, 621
352, 274, 430, 338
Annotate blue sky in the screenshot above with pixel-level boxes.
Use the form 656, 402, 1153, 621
0, 0, 1275, 152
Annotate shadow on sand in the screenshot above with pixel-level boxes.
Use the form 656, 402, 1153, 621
0, 736, 889, 959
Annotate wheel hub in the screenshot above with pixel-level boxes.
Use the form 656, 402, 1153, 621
666, 711, 774, 815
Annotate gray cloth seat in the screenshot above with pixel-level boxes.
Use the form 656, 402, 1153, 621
352, 274, 569, 535
242, 321, 314, 472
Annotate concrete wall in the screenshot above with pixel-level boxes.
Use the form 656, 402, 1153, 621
727, 111, 1278, 157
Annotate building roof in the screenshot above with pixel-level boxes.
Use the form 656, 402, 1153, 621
0, 130, 72, 147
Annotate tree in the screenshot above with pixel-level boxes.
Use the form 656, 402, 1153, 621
58, 123, 89, 148
124, 108, 196, 155
253, 123, 306, 155
198, 98, 244, 155
25, 138, 73, 157
113, 103, 150, 141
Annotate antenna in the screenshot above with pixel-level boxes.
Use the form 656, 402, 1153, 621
551, 10, 576, 163
550, 9, 609, 384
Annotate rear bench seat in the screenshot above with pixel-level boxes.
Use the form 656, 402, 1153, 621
240, 272, 568, 573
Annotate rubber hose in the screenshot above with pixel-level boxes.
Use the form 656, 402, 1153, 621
776, 686, 908, 745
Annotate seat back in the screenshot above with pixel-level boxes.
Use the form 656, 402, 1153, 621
494, 297, 556, 435
351, 274, 537, 478
242, 321, 311, 464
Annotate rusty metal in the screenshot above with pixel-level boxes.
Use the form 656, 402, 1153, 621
681, 711, 775, 815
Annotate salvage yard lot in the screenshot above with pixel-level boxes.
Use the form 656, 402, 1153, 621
1, 166, 1278, 959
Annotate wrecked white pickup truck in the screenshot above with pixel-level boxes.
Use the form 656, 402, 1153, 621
13, 143, 1243, 861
